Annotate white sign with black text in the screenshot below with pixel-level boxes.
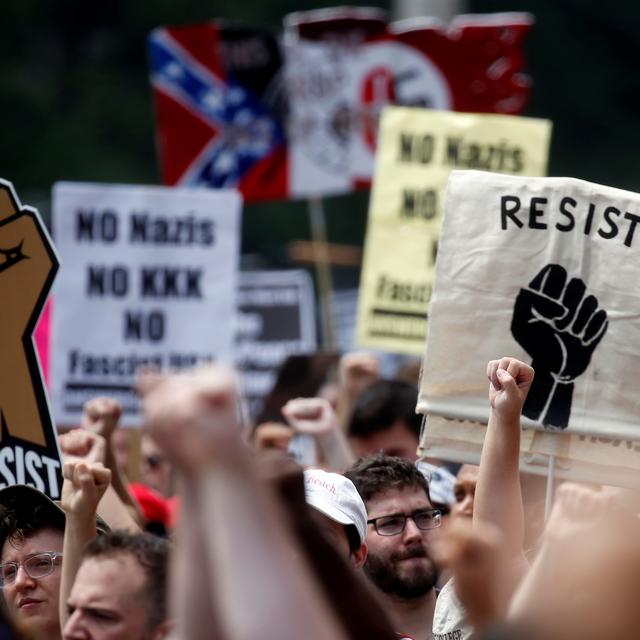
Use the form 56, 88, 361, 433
50, 182, 242, 426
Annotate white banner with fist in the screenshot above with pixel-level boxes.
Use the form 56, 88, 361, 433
418, 170, 640, 441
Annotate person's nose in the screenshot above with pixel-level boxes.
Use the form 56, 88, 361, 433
402, 516, 423, 544
62, 610, 87, 640
14, 565, 36, 591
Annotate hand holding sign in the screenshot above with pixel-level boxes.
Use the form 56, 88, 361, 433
511, 264, 608, 429
0, 181, 58, 446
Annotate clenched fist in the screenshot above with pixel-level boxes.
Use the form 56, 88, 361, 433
511, 264, 608, 429
0, 181, 59, 445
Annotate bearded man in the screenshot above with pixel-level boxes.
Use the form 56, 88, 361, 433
346, 454, 441, 639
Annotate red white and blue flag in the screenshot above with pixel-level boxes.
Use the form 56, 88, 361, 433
149, 23, 288, 200
149, 10, 534, 202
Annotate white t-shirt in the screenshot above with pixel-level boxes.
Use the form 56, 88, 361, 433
432, 579, 473, 640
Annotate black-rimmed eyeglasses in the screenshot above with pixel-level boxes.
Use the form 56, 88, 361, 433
367, 509, 442, 536
0, 552, 63, 587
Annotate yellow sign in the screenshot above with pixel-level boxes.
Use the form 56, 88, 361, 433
356, 107, 552, 354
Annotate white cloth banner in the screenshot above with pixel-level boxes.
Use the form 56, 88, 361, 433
50, 182, 242, 426
418, 170, 640, 441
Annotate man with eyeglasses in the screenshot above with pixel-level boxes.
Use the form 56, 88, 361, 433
346, 454, 441, 639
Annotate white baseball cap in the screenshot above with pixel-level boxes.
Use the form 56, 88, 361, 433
303, 468, 368, 545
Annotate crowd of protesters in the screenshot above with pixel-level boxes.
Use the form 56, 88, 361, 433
1, 351, 639, 640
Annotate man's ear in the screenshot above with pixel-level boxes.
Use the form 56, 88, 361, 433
351, 542, 367, 569
151, 619, 173, 639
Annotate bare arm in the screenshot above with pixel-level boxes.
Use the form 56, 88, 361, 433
169, 477, 223, 640
140, 367, 348, 640
282, 397, 355, 472
81, 397, 143, 524
59, 461, 111, 630
59, 429, 141, 533
335, 352, 379, 430
474, 357, 533, 556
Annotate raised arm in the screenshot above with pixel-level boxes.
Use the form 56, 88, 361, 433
81, 397, 143, 525
335, 352, 379, 430
474, 357, 533, 556
282, 397, 355, 472
140, 367, 348, 640
59, 460, 111, 631
59, 428, 141, 533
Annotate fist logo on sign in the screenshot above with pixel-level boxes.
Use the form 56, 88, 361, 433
510, 264, 608, 429
0, 181, 59, 445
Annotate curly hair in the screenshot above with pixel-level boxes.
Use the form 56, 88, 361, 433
345, 453, 431, 505
83, 530, 169, 629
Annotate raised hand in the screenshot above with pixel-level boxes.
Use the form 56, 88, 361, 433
0, 182, 59, 446
486, 357, 534, 425
81, 397, 122, 440
282, 397, 339, 436
511, 264, 608, 428
61, 460, 111, 521
338, 351, 380, 399
137, 366, 240, 472
59, 429, 108, 466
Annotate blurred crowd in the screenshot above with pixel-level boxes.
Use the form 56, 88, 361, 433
1, 351, 639, 640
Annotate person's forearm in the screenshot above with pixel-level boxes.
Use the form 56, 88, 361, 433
316, 429, 355, 472
104, 447, 144, 524
170, 477, 223, 640
97, 485, 142, 533
59, 513, 96, 630
474, 410, 524, 554
199, 445, 347, 640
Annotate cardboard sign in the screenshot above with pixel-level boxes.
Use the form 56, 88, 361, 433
50, 182, 242, 427
0, 181, 62, 498
419, 170, 640, 441
419, 415, 640, 490
236, 270, 316, 419
356, 107, 552, 354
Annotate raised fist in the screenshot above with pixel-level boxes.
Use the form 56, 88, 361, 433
282, 397, 339, 436
511, 264, 608, 429
61, 460, 111, 521
0, 182, 59, 446
137, 366, 240, 471
81, 397, 123, 440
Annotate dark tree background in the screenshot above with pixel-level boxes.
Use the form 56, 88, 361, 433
1, 0, 638, 277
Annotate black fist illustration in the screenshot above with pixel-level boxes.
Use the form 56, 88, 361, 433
511, 264, 608, 429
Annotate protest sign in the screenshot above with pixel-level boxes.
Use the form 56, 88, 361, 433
285, 9, 533, 194
356, 107, 551, 354
235, 270, 317, 419
50, 182, 241, 427
419, 416, 640, 490
0, 181, 62, 498
150, 11, 534, 201
417, 170, 640, 485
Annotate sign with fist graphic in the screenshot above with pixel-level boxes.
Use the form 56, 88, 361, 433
419, 170, 640, 443
0, 180, 62, 498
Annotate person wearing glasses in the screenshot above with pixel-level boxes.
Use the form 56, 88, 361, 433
346, 454, 441, 639
0, 485, 70, 640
